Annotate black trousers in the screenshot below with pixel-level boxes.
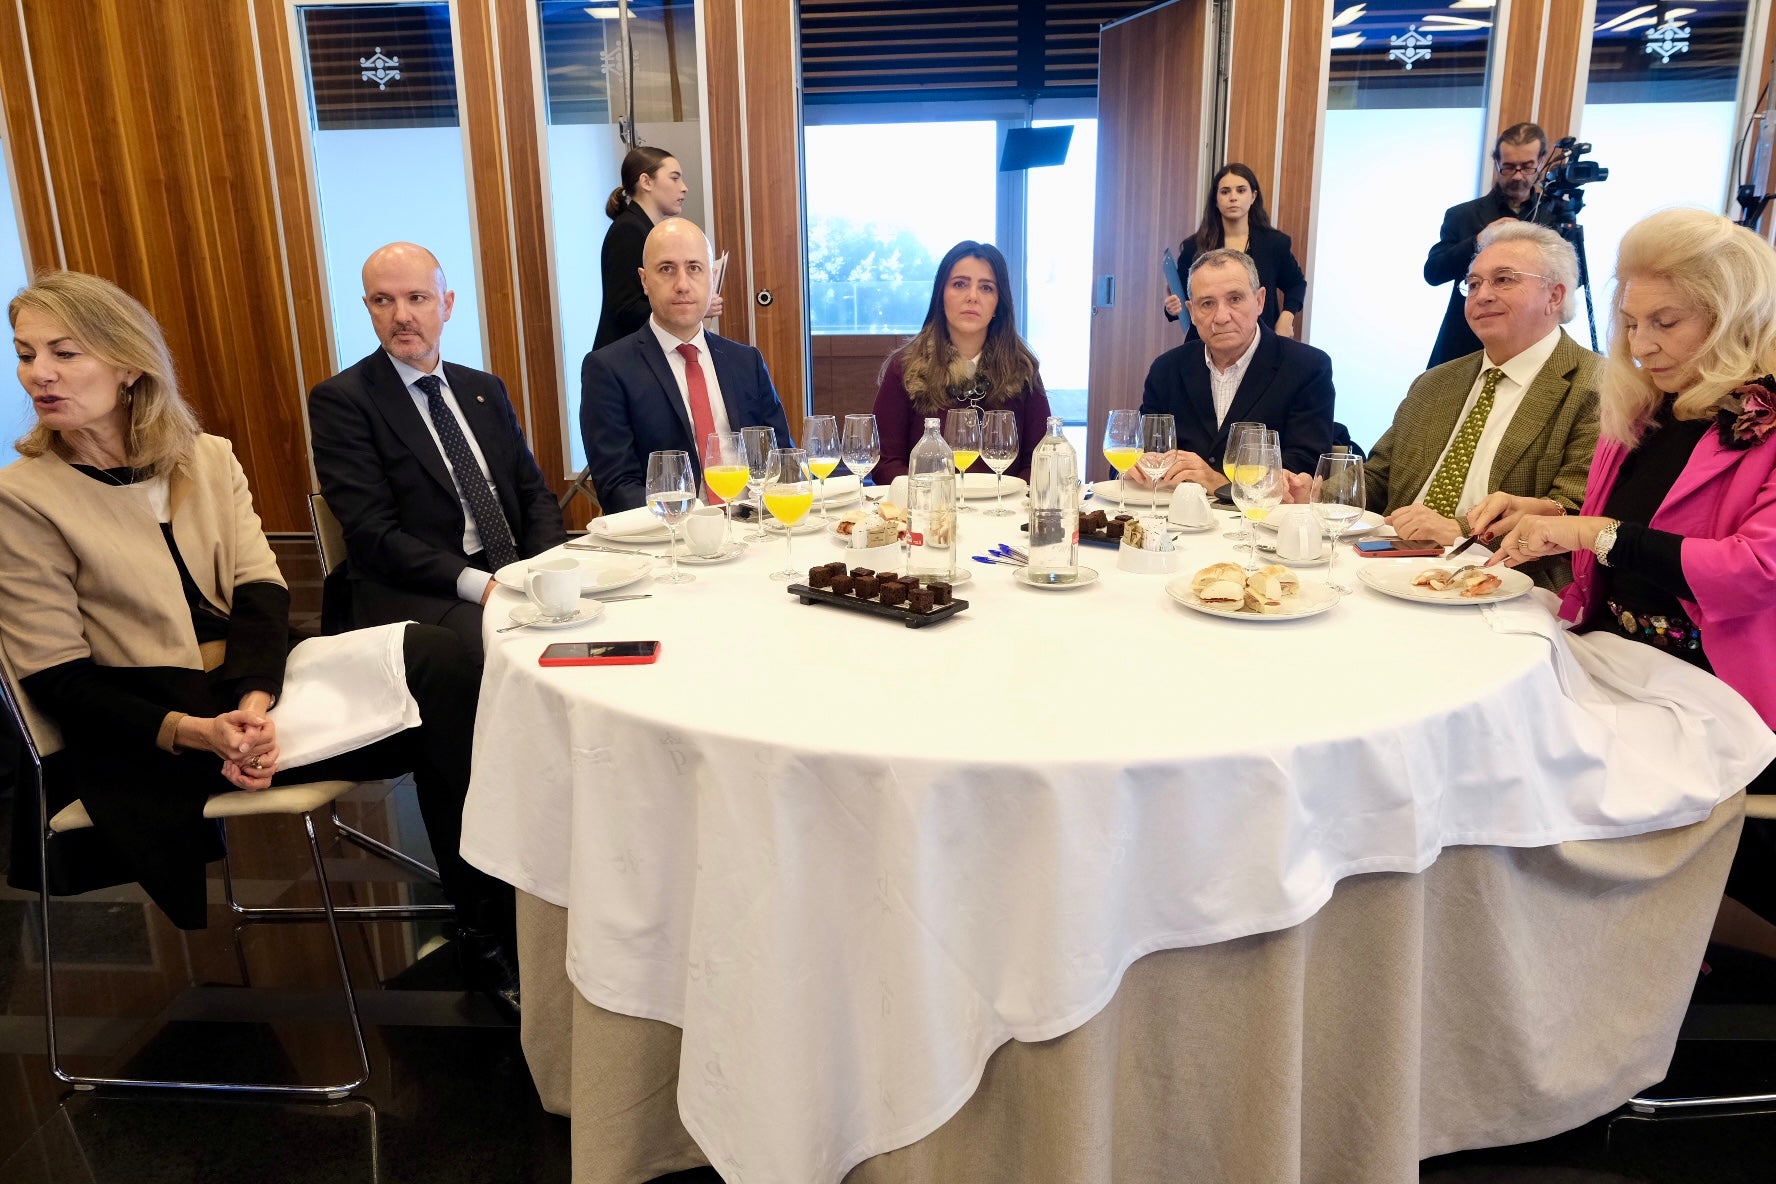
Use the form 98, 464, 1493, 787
351, 571, 488, 659
275, 623, 512, 942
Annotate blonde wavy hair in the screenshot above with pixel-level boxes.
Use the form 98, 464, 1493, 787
1602, 208, 1776, 446
10, 270, 198, 474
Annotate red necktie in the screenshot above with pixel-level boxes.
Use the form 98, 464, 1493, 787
675, 342, 721, 503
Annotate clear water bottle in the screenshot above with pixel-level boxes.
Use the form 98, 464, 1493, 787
907, 417, 957, 578
1026, 416, 1080, 585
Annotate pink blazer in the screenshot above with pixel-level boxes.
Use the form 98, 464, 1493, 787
1560, 426, 1776, 727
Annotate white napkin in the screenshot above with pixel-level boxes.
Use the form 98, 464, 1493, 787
269, 623, 421, 771
813, 474, 862, 504
594, 504, 699, 538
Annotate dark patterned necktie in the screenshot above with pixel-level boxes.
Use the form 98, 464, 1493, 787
414, 373, 519, 571
1424, 367, 1505, 519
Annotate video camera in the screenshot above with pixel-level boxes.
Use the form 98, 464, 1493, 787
1541, 137, 1608, 220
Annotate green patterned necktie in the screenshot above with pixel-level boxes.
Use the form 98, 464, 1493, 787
1424, 368, 1505, 519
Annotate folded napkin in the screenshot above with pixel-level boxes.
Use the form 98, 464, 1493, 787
1484, 590, 1776, 803
269, 623, 422, 771
813, 474, 862, 503
593, 503, 701, 538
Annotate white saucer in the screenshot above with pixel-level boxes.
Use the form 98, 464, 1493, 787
1014, 565, 1100, 590
675, 541, 747, 565
506, 602, 605, 630
1256, 543, 1333, 567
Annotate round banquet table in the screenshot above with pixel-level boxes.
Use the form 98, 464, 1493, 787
461, 502, 1760, 1184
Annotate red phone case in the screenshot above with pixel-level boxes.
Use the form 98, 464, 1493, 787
538, 642, 662, 667
1358, 541, 1442, 558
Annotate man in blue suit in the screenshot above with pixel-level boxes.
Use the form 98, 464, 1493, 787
580, 217, 795, 513
1128, 249, 1336, 492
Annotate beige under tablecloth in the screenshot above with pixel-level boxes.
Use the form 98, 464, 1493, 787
516, 796, 1739, 1184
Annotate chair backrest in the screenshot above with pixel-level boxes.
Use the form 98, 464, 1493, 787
309, 493, 348, 577
0, 631, 62, 761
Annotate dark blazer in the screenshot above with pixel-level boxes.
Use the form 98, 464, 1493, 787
1165, 225, 1307, 336
580, 324, 796, 513
308, 350, 565, 613
1424, 187, 1562, 367
594, 200, 658, 352
1138, 325, 1336, 474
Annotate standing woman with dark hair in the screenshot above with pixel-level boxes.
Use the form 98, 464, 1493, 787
593, 147, 722, 351
1163, 163, 1306, 339
872, 241, 1051, 483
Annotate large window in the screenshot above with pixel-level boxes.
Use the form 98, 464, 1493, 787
298, 2, 485, 371
1024, 118, 1096, 428
540, 0, 705, 474
1576, 2, 1755, 338
804, 121, 998, 335
1309, 1, 1499, 452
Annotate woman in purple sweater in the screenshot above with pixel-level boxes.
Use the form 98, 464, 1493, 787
871, 241, 1051, 483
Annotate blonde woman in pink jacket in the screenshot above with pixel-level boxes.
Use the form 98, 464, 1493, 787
1471, 208, 1776, 920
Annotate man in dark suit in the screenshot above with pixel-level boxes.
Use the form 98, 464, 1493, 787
309, 242, 566, 657
1129, 248, 1335, 491
1423, 122, 1562, 367
580, 217, 794, 513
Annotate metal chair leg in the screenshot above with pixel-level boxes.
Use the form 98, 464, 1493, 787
221, 809, 455, 923
331, 811, 444, 883
1629, 1088, 1776, 1113
41, 810, 370, 1098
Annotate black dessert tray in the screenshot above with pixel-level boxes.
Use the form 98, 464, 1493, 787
1020, 523, 1122, 549
787, 584, 969, 628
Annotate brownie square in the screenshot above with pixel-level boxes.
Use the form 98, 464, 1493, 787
928, 581, 952, 606
879, 581, 907, 606
854, 575, 880, 599
829, 574, 854, 596
1105, 521, 1125, 540
875, 571, 899, 585
908, 587, 935, 613
809, 567, 833, 588
849, 567, 875, 579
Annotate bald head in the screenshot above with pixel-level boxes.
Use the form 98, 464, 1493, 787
362, 242, 454, 370
640, 218, 713, 341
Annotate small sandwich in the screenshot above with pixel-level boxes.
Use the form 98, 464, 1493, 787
1198, 579, 1246, 606
1192, 562, 1246, 596
1255, 564, 1300, 598
1451, 566, 1503, 598
1412, 567, 1455, 592
1243, 569, 1288, 614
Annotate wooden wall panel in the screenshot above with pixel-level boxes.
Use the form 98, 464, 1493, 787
1089, 0, 1209, 481
1274, 0, 1325, 336
0, 0, 314, 532
1497, 0, 1548, 130
1225, 0, 1287, 196
1535, 1, 1589, 139
1496, 0, 1588, 138
811, 334, 896, 421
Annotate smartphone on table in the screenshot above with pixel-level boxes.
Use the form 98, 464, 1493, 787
538, 641, 662, 667
1354, 538, 1444, 558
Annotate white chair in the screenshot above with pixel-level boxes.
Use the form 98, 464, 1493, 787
306, 493, 456, 907
0, 641, 369, 1097
1628, 793, 1776, 1112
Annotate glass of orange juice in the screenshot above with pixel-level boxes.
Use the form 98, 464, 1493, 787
804, 414, 840, 521
763, 447, 813, 580
703, 430, 750, 550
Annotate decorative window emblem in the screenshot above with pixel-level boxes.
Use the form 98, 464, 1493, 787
1388, 24, 1432, 71
1644, 18, 1690, 65
360, 47, 402, 90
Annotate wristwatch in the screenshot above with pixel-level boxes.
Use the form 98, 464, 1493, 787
1593, 519, 1621, 567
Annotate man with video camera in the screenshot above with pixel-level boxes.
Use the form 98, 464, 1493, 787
1424, 122, 1562, 367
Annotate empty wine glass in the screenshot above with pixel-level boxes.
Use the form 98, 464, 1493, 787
645, 449, 697, 585
804, 414, 840, 522
981, 409, 1019, 517
842, 413, 881, 499
1139, 413, 1176, 520
1103, 409, 1140, 516
702, 430, 749, 550
1229, 434, 1283, 572
741, 425, 777, 542
1221, 422, 1270, 538
1311, 451, 1366, 595
945, 408, 982, 514
763, 447, 812, 580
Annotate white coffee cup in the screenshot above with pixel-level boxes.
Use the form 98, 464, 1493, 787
1273, 508, 1320, 562
525, 559, 581, 619
888, 475, 910, 507
685, 505, 727, 556
1167, 484, 1213, 529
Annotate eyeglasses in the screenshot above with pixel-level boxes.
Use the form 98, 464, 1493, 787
1496, 161, 1541, 176
1458, 268, 1554, 297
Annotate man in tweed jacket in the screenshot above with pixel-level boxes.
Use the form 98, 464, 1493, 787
1360, 222, 1599, 589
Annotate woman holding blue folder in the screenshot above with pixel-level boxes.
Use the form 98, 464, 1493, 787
1163, 163, 1307, 339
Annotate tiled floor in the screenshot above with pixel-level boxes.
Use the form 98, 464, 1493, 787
3, 536, 1776, 1181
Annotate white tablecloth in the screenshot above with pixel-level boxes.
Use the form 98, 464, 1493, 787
462, 512, 1776, 1184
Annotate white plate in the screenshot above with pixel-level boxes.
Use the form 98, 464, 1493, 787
1090, 479, 1169, 507
504, 601, 606, 630
762, 515, 829, 536
494, 555, 653, 596
1253, 542, 1332, 567
1014, 565, 1100, 590
674, 541, 747, 565
961, 473, 1026, 500
1255, 508, 1384, 539
1164, 577, 1340, 621
1356, 560, 1533, 606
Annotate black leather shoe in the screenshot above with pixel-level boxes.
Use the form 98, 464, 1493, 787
454, 927, 521, 1020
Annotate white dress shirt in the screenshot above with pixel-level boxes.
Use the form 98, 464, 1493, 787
386, 352, 502, 604
650, 319, 732, 455
1206, 329, 1263, 429
1410, 326, 1563, 518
